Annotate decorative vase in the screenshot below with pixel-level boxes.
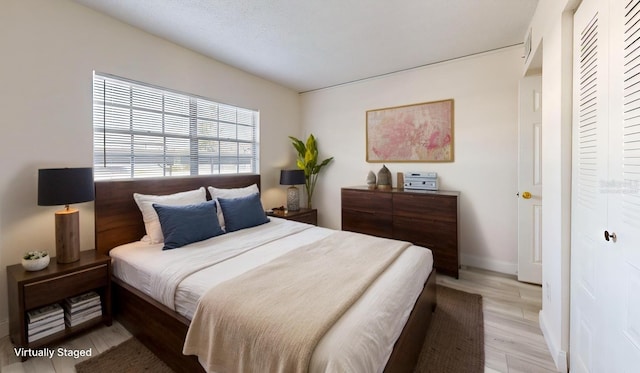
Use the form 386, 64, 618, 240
22, 254, 50, 272
366, 171, 377, 189
377, 165, 392, 190
305, 187, 313, 209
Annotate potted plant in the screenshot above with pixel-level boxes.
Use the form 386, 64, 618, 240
22, 250, 50, 271
289, 134, 334, 209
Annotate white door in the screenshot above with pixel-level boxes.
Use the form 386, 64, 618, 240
571, 0, 610, 371
517, 75, 543, 284
571, 0, 640, 371
606, 0, 640, 370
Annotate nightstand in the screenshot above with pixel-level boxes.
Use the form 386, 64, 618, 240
7, 250, 112, 352
267, 208, 318, 225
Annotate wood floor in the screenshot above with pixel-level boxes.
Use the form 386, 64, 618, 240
438, 267, 559, 373
0, 267, 558, 373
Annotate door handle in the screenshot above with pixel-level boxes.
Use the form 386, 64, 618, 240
521, 191, 532, 199
604, 230, 617, 242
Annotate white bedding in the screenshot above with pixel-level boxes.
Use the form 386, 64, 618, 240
110, 218, 433, 373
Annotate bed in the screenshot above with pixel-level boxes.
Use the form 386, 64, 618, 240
94, 174, 436, 373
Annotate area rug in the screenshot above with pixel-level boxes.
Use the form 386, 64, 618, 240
76, 285, 483, 373
75, 337, 173, 373
414, 285, 484, 373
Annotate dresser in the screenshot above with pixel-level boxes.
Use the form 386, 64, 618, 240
341, 186, 460, 278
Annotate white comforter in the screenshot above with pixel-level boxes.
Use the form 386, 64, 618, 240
110, 218, 433, 373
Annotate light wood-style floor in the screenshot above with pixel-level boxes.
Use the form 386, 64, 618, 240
438, 267, 559, 373
0, 267, 558, 373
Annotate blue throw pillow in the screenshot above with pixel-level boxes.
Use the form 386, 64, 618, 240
218, 193, 270, 232
153, 200, 225, 250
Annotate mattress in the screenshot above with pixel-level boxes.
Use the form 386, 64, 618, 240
110, 218, 433, 372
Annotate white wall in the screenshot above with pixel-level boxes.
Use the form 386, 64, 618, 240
525, 0, 580, 371
301, 47, 523, 274
0, 0, 300, 336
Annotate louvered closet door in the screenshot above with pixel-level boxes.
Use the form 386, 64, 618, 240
607, 0, 640, 369
572, 0, 640, 371
571, 0, 609, 371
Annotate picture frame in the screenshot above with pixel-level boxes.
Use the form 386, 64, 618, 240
366, 99, 454, 162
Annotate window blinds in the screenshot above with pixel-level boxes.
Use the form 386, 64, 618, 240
93, 73, 259, 180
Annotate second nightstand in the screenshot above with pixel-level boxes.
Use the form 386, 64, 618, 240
267, 208, 318, 225
7, 250, 112, 352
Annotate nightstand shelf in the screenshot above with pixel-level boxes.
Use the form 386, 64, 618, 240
7, 250, 112, 352
267, 208, 318, 225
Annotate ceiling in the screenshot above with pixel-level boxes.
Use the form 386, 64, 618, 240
74, 0, 539, 93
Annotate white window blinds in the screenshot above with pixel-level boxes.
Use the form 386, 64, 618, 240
93, 73, 259, 180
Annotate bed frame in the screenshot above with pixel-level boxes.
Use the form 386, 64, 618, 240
94, 174, 436, 373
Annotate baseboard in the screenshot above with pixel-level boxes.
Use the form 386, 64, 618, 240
539, 309, 568, 373
0, 318, 8, 339
459, 253, 517, 275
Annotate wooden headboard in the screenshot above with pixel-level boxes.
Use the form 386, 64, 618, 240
94, 174, 261, 256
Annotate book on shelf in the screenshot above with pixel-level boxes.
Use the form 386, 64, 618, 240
27, 304, 63, 324
27, 303, 65, 341
65, 291, 100, 309
28, 318, 64, 337
63, 291, 102, 322
27, 315, 64, 335
65, 304, 102, 320
64, 300, 101, 315
28, 323, 65, 343
27, 310, 64, 329
64, 308, 102, 327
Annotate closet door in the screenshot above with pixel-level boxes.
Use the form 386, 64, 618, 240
607, 0, 640, 369
572, 0, 640, 371
571, 0, 609, 371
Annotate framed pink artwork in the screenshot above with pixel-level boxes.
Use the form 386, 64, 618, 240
366, 99, 454, 162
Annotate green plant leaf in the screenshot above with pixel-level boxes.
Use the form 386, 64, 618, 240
288, 134, 333, 206
288, 136, 306, 157
305, 134, 317, 154
318, 157, 334, 167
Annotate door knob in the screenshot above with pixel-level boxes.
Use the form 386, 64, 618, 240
604, 230, 617, 242
521, 191, 532, 199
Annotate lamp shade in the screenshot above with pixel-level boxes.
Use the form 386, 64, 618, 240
279, 169, 305, 186
38, 168, 95, 206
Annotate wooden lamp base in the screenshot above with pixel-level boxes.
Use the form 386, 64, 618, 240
55, 208, 80, 263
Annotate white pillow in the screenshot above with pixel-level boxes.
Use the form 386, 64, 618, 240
208, 184, 259, 228
133, 187, 207, 244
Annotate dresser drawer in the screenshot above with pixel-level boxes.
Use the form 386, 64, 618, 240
24, 264, 109, 310
393, 216, 458, 277
393, 193, 457, 222
393, 217, 457, 250
342, 210, 393, 238
342, 189, 392, 213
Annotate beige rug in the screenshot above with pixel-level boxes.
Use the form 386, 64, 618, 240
76, 285, 483, 373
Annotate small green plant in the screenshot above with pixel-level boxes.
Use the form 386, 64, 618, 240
289, 134, 334, 209
23, 251, 48, 260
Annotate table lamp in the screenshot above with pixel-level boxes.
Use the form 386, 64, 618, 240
279, 169, 305, 211
38, 168, 94, 263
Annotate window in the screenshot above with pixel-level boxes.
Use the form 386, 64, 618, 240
93, 73, 259, 180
